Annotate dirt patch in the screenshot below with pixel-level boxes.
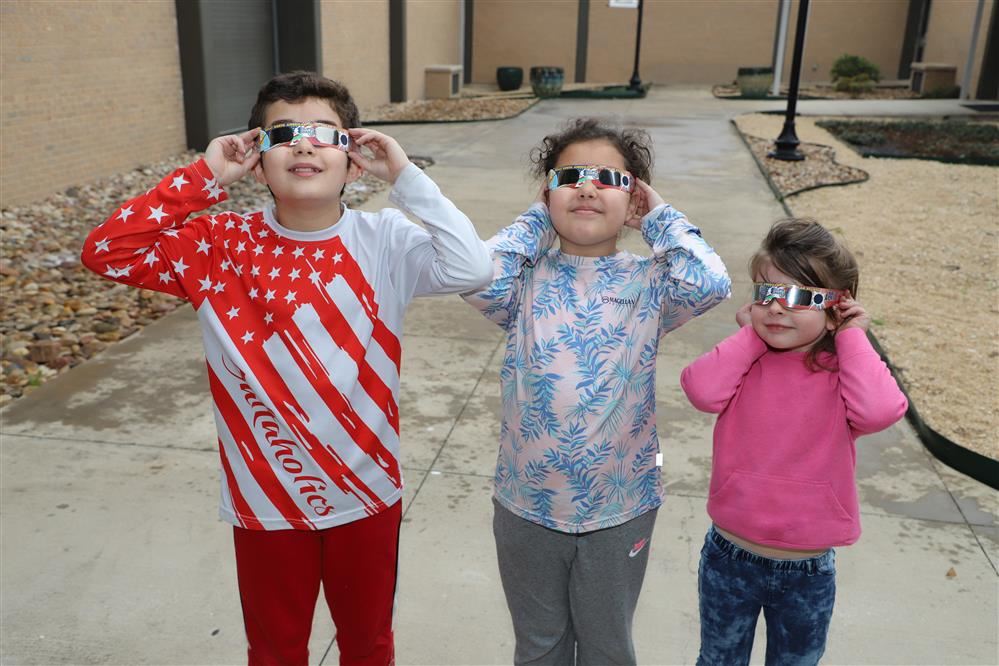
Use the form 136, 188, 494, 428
734, 114, 998, 460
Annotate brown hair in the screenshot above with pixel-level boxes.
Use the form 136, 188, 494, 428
749, 218, 860, 370
248, 71, 360, 130
529, 118, 653, 183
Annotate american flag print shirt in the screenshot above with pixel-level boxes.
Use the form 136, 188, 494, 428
81, 160, 491, 530
463, 203, 731, 533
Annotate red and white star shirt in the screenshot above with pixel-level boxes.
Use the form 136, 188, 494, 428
81, 160, 492, 530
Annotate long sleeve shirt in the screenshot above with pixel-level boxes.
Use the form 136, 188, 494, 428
81, 160, 492, 531
463, 203, 731, 533
680, 324, 908, 549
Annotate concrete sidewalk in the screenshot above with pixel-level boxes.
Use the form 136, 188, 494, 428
2, 87, 996, 665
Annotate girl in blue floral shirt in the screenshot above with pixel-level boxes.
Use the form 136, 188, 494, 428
463, 118, 731, 664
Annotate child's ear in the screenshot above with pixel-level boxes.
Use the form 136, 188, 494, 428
252, 157, 267, 186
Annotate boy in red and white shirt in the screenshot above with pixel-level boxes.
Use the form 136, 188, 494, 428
81, 71, 492, 665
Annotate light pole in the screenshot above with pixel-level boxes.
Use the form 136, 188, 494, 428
629, 0, 645, 91
769, 0, 810, 161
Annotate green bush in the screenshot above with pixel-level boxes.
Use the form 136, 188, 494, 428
831, 54, 880, 83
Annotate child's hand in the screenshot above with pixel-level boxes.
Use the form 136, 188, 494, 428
836, 291, 870, 331
347, 128, 410, 184
625, 179, 666, 229
204, 128, 261, 187
735, 302, 753, 327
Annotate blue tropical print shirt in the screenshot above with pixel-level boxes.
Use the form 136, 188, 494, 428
463, 203, 731, 533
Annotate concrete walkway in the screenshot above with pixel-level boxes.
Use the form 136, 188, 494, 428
2, 87, 996, 665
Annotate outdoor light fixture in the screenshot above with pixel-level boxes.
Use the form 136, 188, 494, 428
770, 0, 811, 161
629, 0, 645, 91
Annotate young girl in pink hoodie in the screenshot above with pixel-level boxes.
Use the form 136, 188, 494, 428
680, 218, 908, 666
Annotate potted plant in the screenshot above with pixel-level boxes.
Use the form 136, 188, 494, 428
736, 67, 773, 99
497, 66, 523, 91
530, 66, 564, 98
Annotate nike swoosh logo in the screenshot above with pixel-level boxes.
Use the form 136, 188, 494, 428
629, 537, 649, 558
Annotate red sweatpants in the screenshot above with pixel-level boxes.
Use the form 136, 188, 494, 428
232, 501, 402, 666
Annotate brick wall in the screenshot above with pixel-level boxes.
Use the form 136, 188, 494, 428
1, 1, 186, 208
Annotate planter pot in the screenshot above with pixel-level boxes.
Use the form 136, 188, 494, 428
497, 66, 523, 91
737, 66, 773, 99
530, 66, 564, 98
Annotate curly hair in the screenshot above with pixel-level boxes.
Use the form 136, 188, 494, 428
529, 118, 653, 183
749, 218, 860, 371
248, 71, 360, 130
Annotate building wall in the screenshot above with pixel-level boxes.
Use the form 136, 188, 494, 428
320, 0, 391, 110
1, 0, 185, 208
587, 0, 775, 84
471, 0, 578, 85
921, 0, 993, 96
781, 0, 910, 84
406, 0, 462, 100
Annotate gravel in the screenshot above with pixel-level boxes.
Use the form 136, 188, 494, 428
734, 113, 998, 460
0, 151, 425, 406
740, 134, 869, 197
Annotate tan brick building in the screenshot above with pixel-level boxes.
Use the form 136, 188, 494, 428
2, 0, 995, 208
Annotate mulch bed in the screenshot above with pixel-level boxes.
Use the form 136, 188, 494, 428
739, 133, 869, 198
816, 119, 999, 166
713, 83, 920, 100
363, 97, 538, 124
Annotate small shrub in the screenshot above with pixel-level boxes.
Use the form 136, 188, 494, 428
831, 54, 881, 83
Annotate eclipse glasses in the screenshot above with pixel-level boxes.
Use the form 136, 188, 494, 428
258, 123, 351, 153
752, 282, 843, 311
547, 165, 635, 193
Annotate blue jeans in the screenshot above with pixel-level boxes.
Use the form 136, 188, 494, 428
696, 526, 836, 666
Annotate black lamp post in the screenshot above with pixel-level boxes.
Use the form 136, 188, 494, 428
629, 0, 645, 91
769, 0, 810, 161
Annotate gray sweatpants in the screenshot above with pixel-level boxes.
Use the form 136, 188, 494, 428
493, 499, 658, 666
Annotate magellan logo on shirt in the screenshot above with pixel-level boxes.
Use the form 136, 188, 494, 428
602, 295, 638, 306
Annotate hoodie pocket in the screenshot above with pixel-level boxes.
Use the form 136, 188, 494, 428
709, 470, 854, 547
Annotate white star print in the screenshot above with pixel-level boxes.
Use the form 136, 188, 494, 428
196, 238, 211, 255
133, 246, 149, 255
234, 241, 247, 253
143, 252, 159, 266
203, 178, 224, 201
225, 219, 236, 230
251, 265, 261, 277
94, 238, 111, 253
117, 206, 134, 223
288, 268, 301, 281
264, 289, 276, 302
292, 246, 305, 259
162, 228, 180, 238
172, 258, 189, 276
309, 270, 322, 284
253, 244, 264, 256
239, 221, 253, 235
226, 306, 240, 320
212, 281, 225, 294
241, 331, 254, 344
284, 291, 297, 304
248, 287, 259, 300
332, 252, 343, 264
158, 271, 174, 283
272, 245, 284, 257
220, 260, 231, 272
268, 267, 281, 279
259, 229, 270, 238
312, 248, 325, 261
170, 174, 189, 191
198, 277, 212, 291
148, 205, 168, 224
264, 312, 274, 324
